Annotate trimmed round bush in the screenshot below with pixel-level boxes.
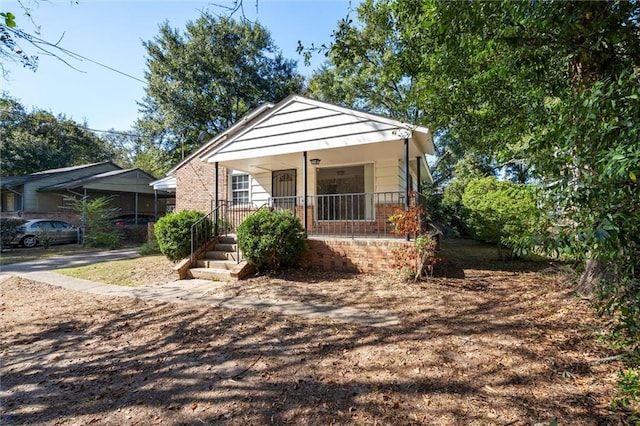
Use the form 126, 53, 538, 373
237, 209, 307, 272
154, 210, 208, 262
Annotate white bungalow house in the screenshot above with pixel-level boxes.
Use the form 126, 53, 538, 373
154, 95, 435, 277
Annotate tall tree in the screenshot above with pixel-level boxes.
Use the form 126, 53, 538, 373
139, 13, 304, 163
0, 96, 112, 175
324, 0, 640, 364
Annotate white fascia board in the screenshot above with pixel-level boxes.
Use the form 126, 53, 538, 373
150, 176, 176, 190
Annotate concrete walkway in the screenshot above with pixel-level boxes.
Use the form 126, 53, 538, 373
0, 250, 399, 327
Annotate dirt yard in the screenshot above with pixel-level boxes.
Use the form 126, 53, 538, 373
0, 241, 632, 425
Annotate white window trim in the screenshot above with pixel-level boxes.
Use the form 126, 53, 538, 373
230, 172, 251, 207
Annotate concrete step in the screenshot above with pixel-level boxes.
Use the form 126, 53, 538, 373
214, 243, 237, 252
196, 259, 238, 269
188, 267, 232, 281
217, 235, 237, 244
205, 250, 239, 261
188, 261, 253, 281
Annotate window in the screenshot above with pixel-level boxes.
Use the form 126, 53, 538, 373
231, 174, 250, 205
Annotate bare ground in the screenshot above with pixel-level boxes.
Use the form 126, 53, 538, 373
0, 245, 633, 425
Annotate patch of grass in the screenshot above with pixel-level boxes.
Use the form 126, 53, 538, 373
439, 238, 552, 271
57, 255, 175, 287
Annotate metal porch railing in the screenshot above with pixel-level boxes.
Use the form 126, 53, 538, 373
190, 191, 429, 264
270, 191, 428, 239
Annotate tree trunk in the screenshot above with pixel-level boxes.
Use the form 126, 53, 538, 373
496, 224, 503, 260
575, 259, 602, 298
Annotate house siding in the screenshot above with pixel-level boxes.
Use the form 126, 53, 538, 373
376, 159, 400, 193
248, 171, 270, 207
21, 163, 120, 211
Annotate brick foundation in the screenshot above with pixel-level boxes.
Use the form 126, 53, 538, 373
305, 238, 412, 274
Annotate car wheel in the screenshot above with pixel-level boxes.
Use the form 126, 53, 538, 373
20, 235, 38, 248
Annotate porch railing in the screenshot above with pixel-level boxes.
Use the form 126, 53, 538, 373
190, 191, 429, 264
270, 191, 428, 239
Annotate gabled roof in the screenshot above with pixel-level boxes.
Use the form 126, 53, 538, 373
203, 95, 434, 164
1, 161, 121, 189
0, 175, 32, 188
166, 103, 275, 175
39, 168, 157, 192
30, 161, 117, 176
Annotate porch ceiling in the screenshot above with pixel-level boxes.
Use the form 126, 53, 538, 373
217, 138, 426, 175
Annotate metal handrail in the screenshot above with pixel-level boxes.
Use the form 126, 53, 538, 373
190, 204, 221, 265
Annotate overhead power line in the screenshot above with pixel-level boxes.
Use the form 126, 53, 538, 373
3, 24, 147, 84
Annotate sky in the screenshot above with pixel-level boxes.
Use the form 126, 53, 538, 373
2, 0, 357, 132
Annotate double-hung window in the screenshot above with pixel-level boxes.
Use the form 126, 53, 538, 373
231, 174, 250, 206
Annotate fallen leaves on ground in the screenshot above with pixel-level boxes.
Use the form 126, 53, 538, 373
0, 258, 631, 425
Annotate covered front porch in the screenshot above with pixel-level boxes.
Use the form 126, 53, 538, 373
186, 96, 436, 277
203, 96, 434, 240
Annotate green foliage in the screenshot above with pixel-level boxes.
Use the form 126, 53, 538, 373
440, 154, 495, 235
1, 6, 38, 73
100, 131, 169, 178
139, 240, 161, 256
614, 368, 640, 417
0, 96, 112, 175
1, 12, 16, 27
462, 177, 540, 257
154, 210, 208, 262
85, 231, 121, 250
0, 218, 23, 248
34, 229, 54, 249
139, 224, 161, 255
139, 13, 304, 163
321, 1, 639, 375
237, 209, 307, 272
64, 195, 121, 249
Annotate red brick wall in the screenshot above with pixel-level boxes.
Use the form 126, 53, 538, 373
175, 160, 228, 214
305, 238, 412, 273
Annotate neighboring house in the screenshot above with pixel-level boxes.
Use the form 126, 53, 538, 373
154, 95, 435, 273
1, 162, 169, 225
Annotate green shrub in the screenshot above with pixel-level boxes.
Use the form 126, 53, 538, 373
1, 219, 23, 248
461, 176, 541, 257
154, 210, 208, 262
84, 230, 121, 249
64, 195, 121, 248
34, 229, 54, 249
139, 239, 161, 256
613, 367, 640, 422
237, 209, 307, 272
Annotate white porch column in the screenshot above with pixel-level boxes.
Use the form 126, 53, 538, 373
303, 151, 308, 230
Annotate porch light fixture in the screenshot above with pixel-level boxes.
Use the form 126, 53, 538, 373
309, 158, 321, 165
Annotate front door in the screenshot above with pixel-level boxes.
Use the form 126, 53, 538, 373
272, 169, 296, 212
